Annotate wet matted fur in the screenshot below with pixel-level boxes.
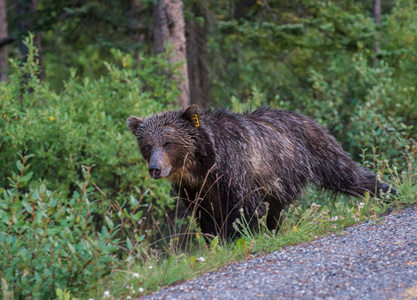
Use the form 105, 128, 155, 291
127, 105, 396, 239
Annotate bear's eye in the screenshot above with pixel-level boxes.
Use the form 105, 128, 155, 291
163, 142, 171, 148
145, 144, 152, 151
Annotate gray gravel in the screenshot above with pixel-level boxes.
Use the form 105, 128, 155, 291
141, 207, 417, 300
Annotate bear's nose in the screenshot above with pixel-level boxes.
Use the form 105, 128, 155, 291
149, 165, 162, 178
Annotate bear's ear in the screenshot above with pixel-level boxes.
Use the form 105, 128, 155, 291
180, 104, 200, 127
126, 116, 143, 134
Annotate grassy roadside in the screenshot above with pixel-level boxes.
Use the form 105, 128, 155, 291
94, 165, 417, 299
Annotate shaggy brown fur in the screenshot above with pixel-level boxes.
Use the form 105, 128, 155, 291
127, 105, 396, 239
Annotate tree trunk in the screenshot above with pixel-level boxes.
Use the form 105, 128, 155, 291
154, 0, 190, 108
0, 0, 8, 82
373, 0, 381, 54
153, 3, 164, 55
186, 19, 210, 107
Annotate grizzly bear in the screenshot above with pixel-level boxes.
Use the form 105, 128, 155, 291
127, 105, 395, 239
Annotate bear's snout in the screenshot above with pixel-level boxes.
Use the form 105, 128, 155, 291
149, 165, 162, 179
148, 149, 172, 179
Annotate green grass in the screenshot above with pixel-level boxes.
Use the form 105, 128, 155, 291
90, 165, 416, 299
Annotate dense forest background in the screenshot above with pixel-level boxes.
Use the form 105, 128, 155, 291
2, 0, 416, 141
0, 0, 416, 298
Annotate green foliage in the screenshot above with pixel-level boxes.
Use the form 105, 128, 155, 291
306, 52, 414, 169
56, 288, 71, 300
209, 0, 375, 103
29, 0, 155, 90
0, 35, 178, 226
0, 38, 187, 297
0, 156, 120, 298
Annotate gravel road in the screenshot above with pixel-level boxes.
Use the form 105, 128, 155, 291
141, 206, 417, 300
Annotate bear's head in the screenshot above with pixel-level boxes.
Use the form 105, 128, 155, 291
127, 105, 200, 181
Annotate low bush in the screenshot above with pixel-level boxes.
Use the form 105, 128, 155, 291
0, 35, 180, 239
0, 36, 182, 297
0, 156, 121, 298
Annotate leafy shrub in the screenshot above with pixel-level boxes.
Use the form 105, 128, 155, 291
0, 35, 178, 227
0, 156, 120, 298
0, 38, 188, 298
305, 52, 414, 170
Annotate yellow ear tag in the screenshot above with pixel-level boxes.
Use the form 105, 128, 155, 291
191, 114, 200, 127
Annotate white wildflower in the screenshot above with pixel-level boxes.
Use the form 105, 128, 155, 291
133, 273, 139, 278
232, 223, 239, 231
103, 291, 110, 298
138, 287, 144, 293
331, 216, 338, 221
198, 257, 205, 262
148, 265, 153, 269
